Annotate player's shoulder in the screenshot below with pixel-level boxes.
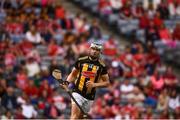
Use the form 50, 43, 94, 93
98, 59, 106, 67
78, 56, 89, 61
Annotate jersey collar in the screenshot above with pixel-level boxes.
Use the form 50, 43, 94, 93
88, 56, 99, 62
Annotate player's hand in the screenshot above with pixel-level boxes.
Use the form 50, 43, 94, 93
60, 83, 69, 91
86, 81, 95, 89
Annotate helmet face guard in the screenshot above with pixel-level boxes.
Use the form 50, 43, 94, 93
90, 42, 103, 51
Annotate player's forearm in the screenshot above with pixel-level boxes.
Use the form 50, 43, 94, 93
93, 81, 110, 88
66, 68, 79, 83
66, 73, 76, 83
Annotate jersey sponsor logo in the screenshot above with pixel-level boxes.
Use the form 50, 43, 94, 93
81, 71, 96, 78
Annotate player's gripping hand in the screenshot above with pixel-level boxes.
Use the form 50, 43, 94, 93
86, 81, 95, 89
60, 82, 69, 91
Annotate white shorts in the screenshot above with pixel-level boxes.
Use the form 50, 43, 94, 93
71, 92, 93, 113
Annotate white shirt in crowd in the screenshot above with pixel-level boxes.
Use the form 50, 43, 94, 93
110, 0, 122, 9
17, 96, 26, 105
120, 84, 134, 93
168, 96, 180, 110
25, 31, 42, 44
22, 104, 37, 118
152, 0, 161, 10
169, 3, 180, 16
127, 93, 145, 101
176, 6, 180, 16
1, 115, 13, 120
143, 0, 161, 10
25, 62, 40, 77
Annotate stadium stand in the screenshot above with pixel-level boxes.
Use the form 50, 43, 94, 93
0, 0, 179, 119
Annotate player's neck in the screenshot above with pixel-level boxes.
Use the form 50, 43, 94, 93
89, 56, 98, 61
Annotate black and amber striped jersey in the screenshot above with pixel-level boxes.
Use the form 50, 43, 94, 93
73, 56, 108, 100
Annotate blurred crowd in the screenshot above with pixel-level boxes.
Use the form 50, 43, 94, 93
98, 0, 180, 42
0, 0, 179, 119
93, 0, 180, 59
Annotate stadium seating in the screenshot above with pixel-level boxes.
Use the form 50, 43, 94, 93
0, 0, 179, 119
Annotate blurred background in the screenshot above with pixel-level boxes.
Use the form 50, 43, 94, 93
0, 0, 179, 119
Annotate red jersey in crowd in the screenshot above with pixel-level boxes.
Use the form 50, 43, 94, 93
159, 27, 173, 43
153, 16, 163, 28
139, 13, 150, 29
6, 22, 23, 34
104, 38, 117, 56
55, 5, 65, 19
173, 24, 180, 40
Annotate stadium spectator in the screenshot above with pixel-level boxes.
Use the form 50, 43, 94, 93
72, 34, 90, 56
139, 11, 150, 29
1, 110, 13, 119
0, 79, 7, 100
99, 0, 112, 16
143, 106, 153, 119
146, 47, 160, 64
44, 98, 62, 119
152, 0, 162, 11
157, 2, 169, 19
52, 90, 67, 112
147, 3, 156, 19
156, 88, 169, 112
17, 92, 28, 105
14, 105, 25, 119
168, 89, 180, 112
25, 25, 44, 44
26, 49, 41, 63
158, 24, 172, 42
21, 97, 37, 119
160, 109, 170, 119
150, 70, 164, 92
103, 36, 118, 56
126, 86, 145, 108
4, 49, 16, 68
173, 23, 180, 40
89, 19, 102, 39
164, 66, 178, 88
110, 0, 122, 13
74, 13, 87, 33
48, 40, 63, 57
120, 79, 134, 99
168, 0, 180, 18
18, 40, 34, 55
145, 20, 160, 43
1, 86, 18, 110
48, 19, 63, 43
55, 4, 65, 19
0, 26, 9, 41
25, 57, 40, 77
133, 2, 144, 18
120, 1, 133, 19
39, 79, 53, 98
153, 12, 164, 28
16, 68, 28, 90
60, 12, 74, 30
24, 80, 39, 101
